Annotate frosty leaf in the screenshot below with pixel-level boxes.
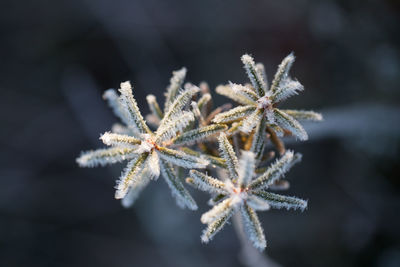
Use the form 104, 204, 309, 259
197, 93, 211, 114
100, 132, 141, 147
201, 198, 232, 224
280, 109, 323, 121
188, 170, 227, 194
270, 52, 295, 95
255, 63, 268, 88
240, 203, 266, 250
215, 85, 255, 106
247, 195, 270, 211
241, 54, 267, 97
155, 111, 194, 142
248, 151, 301, 191
76, 147, 137, 167
161, 84, 199, 125
201, 209, 233, 243
146, 94, 164, 120
250, 116, 267, 160
274, 109, 308, 141
164, 67, 187, 112
271, 78, 304, 103
172, 124, 227, 146
212, 105, 256, 123
158, 147, 209, 169
118, 81, 151, 134
251, 191, 307, 211
229, 82, 259, 102
181, 147, 226, 169
218, 133, 239, 180
160, 160, 198, 210
148, 150, 160, 179
121, 167, 152, 208
237, 151, 256, 188
239, 109, 263, 134
115, 153, 149, 199
103, 89, 130, 126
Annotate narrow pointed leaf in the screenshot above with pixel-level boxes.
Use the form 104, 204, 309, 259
121, 167, 152, 208
118, 81, 151, 134
103, 89, 131, 126
156, 111, 194, 142
201, 209, 233, 243
146, 94, 164, 120
280, 109, 323, 121
216, 85, 255, 105
247, 195, 270, 211
274, 109, 308, 140
148, 150, 160, 179
172, 124, 228, 146
239, 109, 263, 134
212, 105, 256, 123
188, 170, 227, 194
161, 85, 199, 126
255, 63, 268, 88
181, 147, 226, 169
250, 116, 267, 159
270, 52, 295, 94
229, 82, 259, 102
201, 198, 233, 224
157, 147, 209, 169
218, 133, 239, 180
241, 54, 267, 97
100, 132, 141, 147
251, 191, 307, 211
237, 151, 256, 188
115, 153, 149, 199
165, 67, 187, 112
76, 147, 137, 167
240, 203, 266, 250
271, 78, 304, 103
160, 160, 198, 210
248, 151, 301, 191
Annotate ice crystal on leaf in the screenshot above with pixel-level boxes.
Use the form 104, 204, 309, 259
187, 133, 307, 250
213, 53, 323, 140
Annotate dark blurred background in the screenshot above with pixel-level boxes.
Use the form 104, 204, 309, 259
1, 0, 400, 266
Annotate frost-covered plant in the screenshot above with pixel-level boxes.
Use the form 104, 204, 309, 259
76, 53, 322, 252
213, 53, 322, 140
187, 133, 306, 250
77, 78, 226, 210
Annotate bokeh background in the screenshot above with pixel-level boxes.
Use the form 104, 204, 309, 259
1, 0, 400, 266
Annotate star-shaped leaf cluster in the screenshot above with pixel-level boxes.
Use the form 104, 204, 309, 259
77, 79, 226, 210
186, 133, 307, 250
213, 53, 322, 140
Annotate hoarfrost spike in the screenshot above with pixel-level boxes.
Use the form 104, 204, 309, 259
241, 54, 267, 97
216, 85, 255, 106
240, 203, 267, 250
165, 67, 187, 112
160, 160, 198, 210
115, 153, 149, 199
118, 81, 151, 134
273, 109, 308, 140
248, 151, 301, 190
201, 209, 233, 243
218, 133, 239, 180
76, 147, 137, 167
212, 105, 256, 123
158, 147, 209, 169
172, 124, 228, 146
252, 191, 307, 211
188, 170, 227, 194
280, 109, 323, 121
